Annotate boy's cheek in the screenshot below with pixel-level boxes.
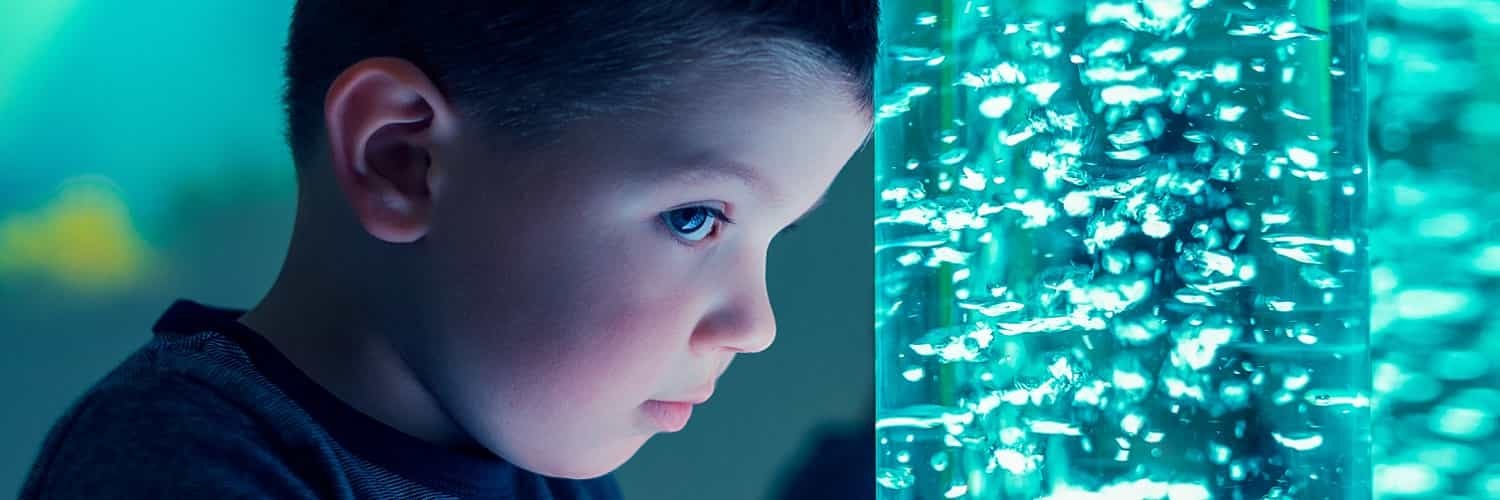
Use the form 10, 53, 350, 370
466, 355, 661, 469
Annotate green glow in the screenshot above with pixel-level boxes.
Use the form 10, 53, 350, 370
0, 0, 83, 111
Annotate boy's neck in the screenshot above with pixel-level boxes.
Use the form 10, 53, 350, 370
238, 275, 479, 454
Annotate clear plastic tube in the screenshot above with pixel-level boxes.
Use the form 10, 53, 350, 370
875, 1, 1370, 498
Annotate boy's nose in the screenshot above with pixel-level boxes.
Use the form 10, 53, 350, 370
717, 300, 777, 354
727, 317, 776, 354
694, 279, 777, 354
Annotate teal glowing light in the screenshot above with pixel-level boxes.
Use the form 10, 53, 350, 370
876, 1, 1371, 497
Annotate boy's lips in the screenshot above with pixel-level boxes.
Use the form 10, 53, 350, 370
643, 400, 694, 432
643, 382, 715, 432
656, 383, 715, 405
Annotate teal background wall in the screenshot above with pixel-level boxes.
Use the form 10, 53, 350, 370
0, 2, 874, 498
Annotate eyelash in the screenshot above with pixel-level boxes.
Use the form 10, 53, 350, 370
662, 206, 802, 247
662, 206, 731, 247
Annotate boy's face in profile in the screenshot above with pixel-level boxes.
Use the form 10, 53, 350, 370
339, 67, 872, 479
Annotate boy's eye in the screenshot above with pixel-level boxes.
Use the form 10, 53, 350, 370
661, 206, 728, 243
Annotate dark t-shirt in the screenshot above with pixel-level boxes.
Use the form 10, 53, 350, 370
20, 299, 622, 499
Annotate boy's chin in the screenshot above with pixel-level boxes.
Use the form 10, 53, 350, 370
512, 436, 647, 480
545, 467, 621, 481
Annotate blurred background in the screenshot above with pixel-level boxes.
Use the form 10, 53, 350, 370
1360, 1, 1500, 497
3, 0, 1499, 499
0, 1, 873, 499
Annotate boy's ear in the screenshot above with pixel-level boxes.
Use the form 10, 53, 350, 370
322, 57, 459, 244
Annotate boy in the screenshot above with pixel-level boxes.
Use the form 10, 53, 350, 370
20, 1, 876, 498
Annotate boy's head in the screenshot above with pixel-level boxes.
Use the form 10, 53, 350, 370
275, 1, 875, 479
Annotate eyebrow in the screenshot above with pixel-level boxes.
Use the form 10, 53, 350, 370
654, 157, 831, 226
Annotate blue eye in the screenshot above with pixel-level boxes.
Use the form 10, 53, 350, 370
662, 206, 732, 243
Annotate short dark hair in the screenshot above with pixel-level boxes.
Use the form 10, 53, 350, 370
282, 1, 878, 167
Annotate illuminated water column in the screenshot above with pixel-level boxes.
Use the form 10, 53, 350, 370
874, 1, 1370, 498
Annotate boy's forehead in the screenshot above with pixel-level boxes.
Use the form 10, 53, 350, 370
649, 155, 770, 199
647, 154, 831, 223
529, 75, 865, 215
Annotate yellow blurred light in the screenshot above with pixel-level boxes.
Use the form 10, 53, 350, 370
0, 176, 150, 292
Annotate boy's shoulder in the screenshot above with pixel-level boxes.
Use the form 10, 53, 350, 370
19, 318, 335, 499
22, 300, 623, 500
